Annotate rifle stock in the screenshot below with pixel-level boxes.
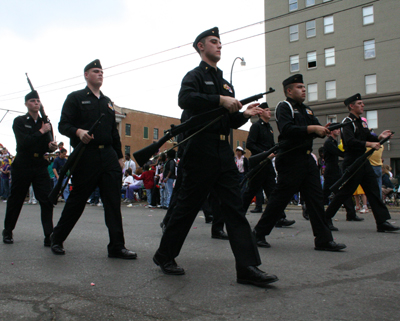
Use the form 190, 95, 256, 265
330, 132, 394, 194
48, 114, 105, 204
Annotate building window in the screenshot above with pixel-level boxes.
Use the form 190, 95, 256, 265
306, 0, 315, 6
236, 140, 240, 147
325, 48, 335, 66
125, 146, 130, 156
242, 141, 246, 149
365, 74, 377, 94
364, 40, 376, 59
324, 16, 334, 34
290, 55, 300, 72
363, 6, 374, 25
306, 20, 316, 38
144, 126, 149, 139
153, 128, 159, 140
125, 124, 131, 136
307, 51, 317, 69
308, 83, 318, 101
289, 25, 299, 42
327, 115, 337, 123
289, 0, 298, 11
366, 110, 378, 129
326, 80, 336, 99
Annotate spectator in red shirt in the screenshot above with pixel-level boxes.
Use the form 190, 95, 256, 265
134, 164, 155, 208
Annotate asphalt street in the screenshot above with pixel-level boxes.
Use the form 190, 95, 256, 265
0, 201, 399, 320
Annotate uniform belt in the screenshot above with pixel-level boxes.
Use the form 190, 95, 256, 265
86, 144, 109, 150
18, 152, 43, 158
199, 133, 228, 141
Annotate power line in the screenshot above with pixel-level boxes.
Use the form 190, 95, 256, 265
0, 0, 381, 102
0, 0, 369, 99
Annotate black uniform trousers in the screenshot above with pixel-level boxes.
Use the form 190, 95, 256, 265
52, 146, 125, 253
254, 153, 333, 246
4, 165, 53, 236
156, 136, 261, 267
325, 160, 391, 224
323, 164, 355, 219
242, 162, 286, 219
162, 159, 226, 231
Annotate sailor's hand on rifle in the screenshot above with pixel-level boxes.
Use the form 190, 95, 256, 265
220, 96, 242, 113
268, 153, 277, 160
307, 125, 330, 138
378, 130, 393, 141
48, 141, 58, 152
39, 123, 52, 134
366, 142, 381, 150
76, 129, 94, 144
243, 103, 263, 118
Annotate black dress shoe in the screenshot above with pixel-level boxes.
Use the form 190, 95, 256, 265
327, 219, 339, 231
314, 241, 346, 251
250, 208, 262, 213
253, 230, 271, 248
211, 230, 229, 240
153, 253, 185, 275
377, 221, 400, 233
205, 215, 213, 224
108, 248, 137, 259
302, 205, 309, 220
275, 218, 296, 227
50, 234, 65, 255
236, 266, 278, 287
347, 216, 364, 222
2, 229, 13, 244
160, 222, 166, 233
44, 236, 51, 247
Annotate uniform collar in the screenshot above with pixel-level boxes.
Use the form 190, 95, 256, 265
25, 112, 43, 122
286, 97, 303, 108
348, 112, 361, 120
199, 61, 222, 77
85, 86, 104, 98
258, 118, 270, 127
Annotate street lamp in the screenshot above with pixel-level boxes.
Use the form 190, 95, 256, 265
229, 57, 246, 149
230, 57, 246, 85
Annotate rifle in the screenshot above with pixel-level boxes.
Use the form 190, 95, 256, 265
133, 87, 276, 167
330, 132, 394, 194
242, 120, 357, 187
48, 114, 105, 205
25, 73, 54, 141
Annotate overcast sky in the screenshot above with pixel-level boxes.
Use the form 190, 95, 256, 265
0, 0, 268, 154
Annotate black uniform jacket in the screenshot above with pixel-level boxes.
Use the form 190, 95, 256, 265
59, 86, 123, 159
178, 61, 248, 135
341, 113, 378, 162
246, 119, 275, 156
12, 113, 51, 168
275, 97, 320, 153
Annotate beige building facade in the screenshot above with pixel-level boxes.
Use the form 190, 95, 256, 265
264, 0, 400, 176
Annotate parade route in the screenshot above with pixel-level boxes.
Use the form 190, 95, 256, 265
1, 201, 399, 320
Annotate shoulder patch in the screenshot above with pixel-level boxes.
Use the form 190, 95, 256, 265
306, 109, 313, 115
223, 84, 233, 93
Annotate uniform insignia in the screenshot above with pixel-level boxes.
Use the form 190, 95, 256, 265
82, 101, 91, 104
270, 129, 273, 134
362, 121, 368, 128
306, 109, 313, 115
108, 102, 114, 111
223, 84, 233, 93
205, 81, 214, 85
24, 125, 32, 128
